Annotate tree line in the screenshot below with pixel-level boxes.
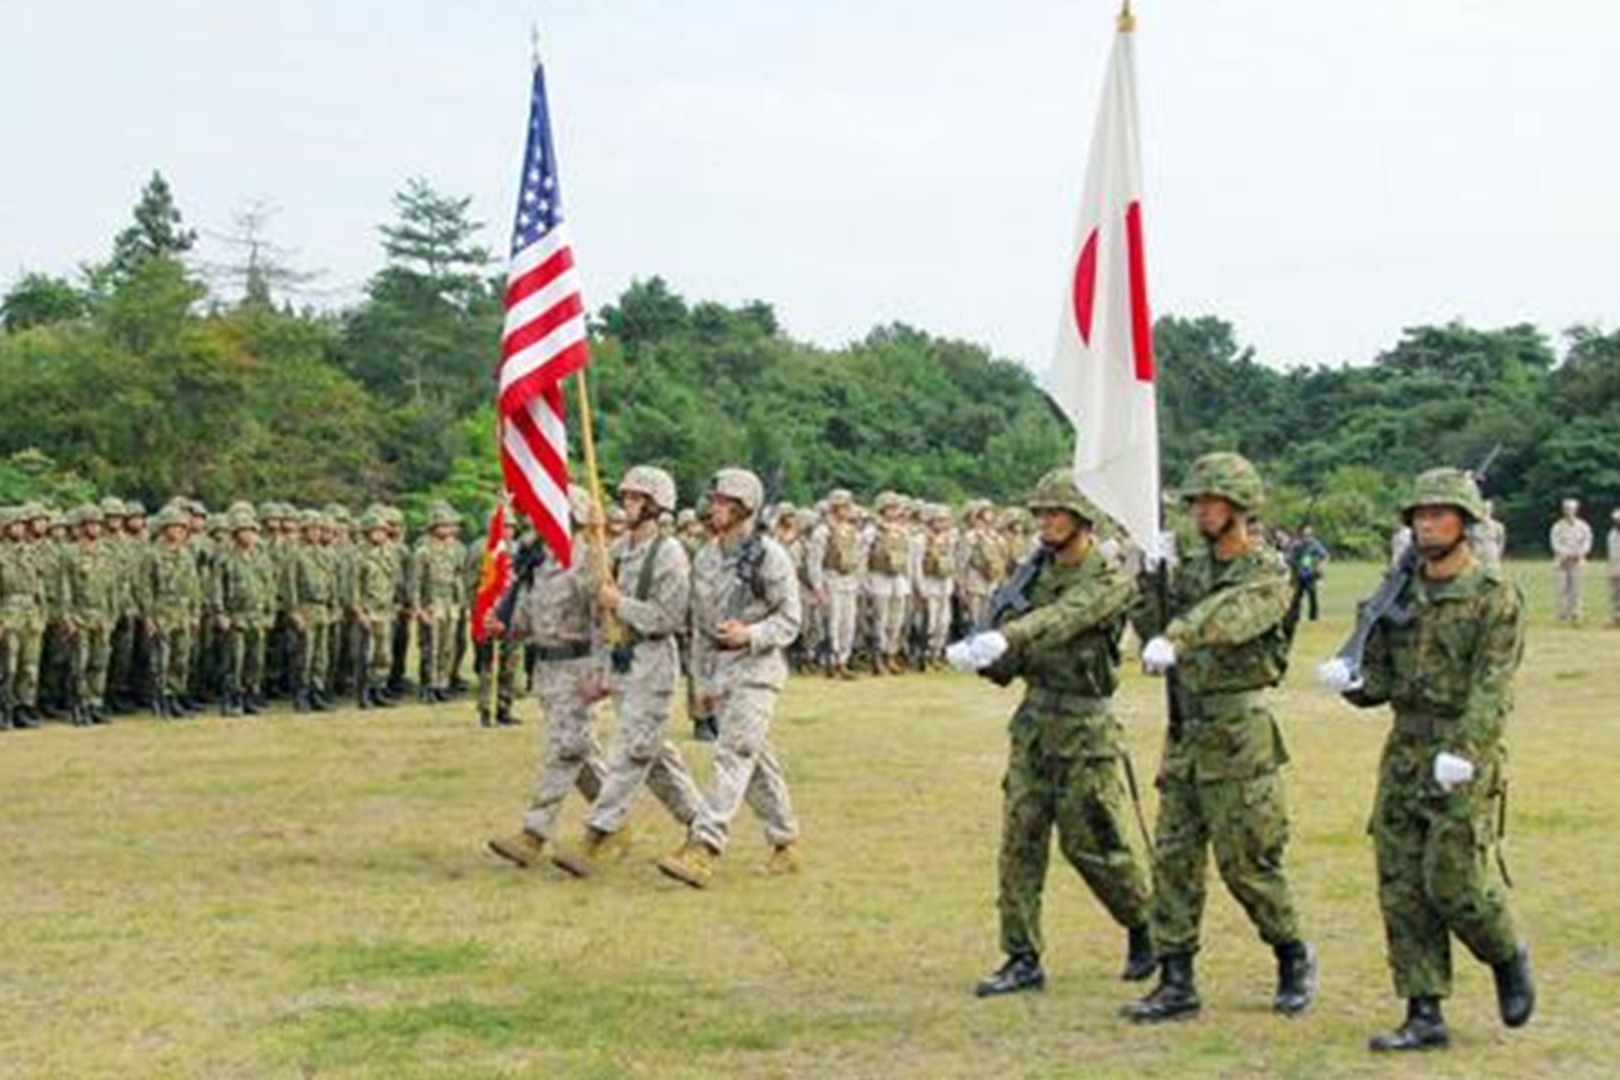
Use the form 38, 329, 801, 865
3, 172, 1616, 557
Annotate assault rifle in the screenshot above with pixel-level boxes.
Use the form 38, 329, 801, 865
1329, 443, 1502, 683
982, 546, 1052, 631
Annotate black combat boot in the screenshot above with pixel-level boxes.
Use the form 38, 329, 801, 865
14, 706, 42, 730
89, 703, 109, 725
693, 716, 719, 742
1492, 944, 1535, 1028
222, 692, 242, 718
1274, 941, 1317, 1015
1, 696, 15, 730
974, 954, 1046, 998
370, 685, 396, 709
309, 690, 330, 713
1369, 996, 1448, 1052
1122, 952, 1200, 1022
1122, 924, 1157, 982
496, 709, 520, 727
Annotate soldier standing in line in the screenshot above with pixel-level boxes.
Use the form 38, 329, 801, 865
1549, 497, 1593, 623
413, 504, 467, 704
1323, 468, 1535, 1051
141, 505, 203, 719
915, 504, 957, 670
865, 491, 912, 675
658, 468, 803, 888
552, 465, 705, 879
214, 505, 277, 717
1123, 452, 1316, 1023
956, 501, 1007, 630
805, 490, 863, 679
64, 505, 120, 726
385, 507, 415, 698
949, 471, 1156, 996
288, 510, 338, 713
1, 507, 48, 729
352, 508, 400, 710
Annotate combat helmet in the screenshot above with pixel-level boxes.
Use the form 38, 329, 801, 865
1180, 452, 1265, 512
1027, 469, 1104, 526
1401, 468, 1487, 524
427, 502, 462, 529
153, 505, 190, 531
709, 468, 765, 516
68, 504, 104, 529
874, 490, 903, 514
99, 496, 125, 519
618, 465, 677, 514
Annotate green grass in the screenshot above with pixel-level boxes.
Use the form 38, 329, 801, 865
0, 560, 1615, 1078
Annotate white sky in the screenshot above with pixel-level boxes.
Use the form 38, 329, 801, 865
2, 0, 1615, 372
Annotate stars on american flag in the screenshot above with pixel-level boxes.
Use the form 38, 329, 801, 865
511, 80, 564, 255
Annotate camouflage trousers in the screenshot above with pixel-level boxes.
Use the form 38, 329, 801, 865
355, 615, 393, 688
150, 620, 193, 699
224, 620, 268, 695
294, 615, 334, 693
69, 618, 112, 707
998, 695, 1152, 959
585, 642, 703, 836
919, 591, 951, 656
1608, 573, 1620, 623
825, 576, 860, 666
1148, 769, 1302, 956
1372, 736, 1518, 999
0, 604, 44, 706
692, 684, 799, 853
1554, 560, 1583, 622
869, 586, 908, 658
420, 608, 458, 689
521, 655, 608, 841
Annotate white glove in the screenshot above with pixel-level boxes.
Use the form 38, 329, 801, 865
967, 631, 1009, 670
945, 640, 976, 673
1433, 752, 1476, 792
1316, 657, 1364, 694
1141, 636, 1177, 674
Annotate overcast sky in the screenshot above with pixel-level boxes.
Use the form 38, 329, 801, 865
3, 0, 1615, 373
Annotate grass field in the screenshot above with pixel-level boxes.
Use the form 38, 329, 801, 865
1, 561, 1616, 1079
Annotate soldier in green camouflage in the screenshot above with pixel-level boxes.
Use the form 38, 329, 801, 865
287, 511, 338, 712
948, 470, 1156, 996
65, 505, 120, 725
1326, 468, 1534, 1051
213, 506, 278, 716
352, 509, 399, 709
1123, 452, 1316, 1023
1, 505, 51, 728
141, 505, 204, 718
412, 503, 467, 703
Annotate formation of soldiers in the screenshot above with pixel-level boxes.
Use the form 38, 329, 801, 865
0, 497, 493, 730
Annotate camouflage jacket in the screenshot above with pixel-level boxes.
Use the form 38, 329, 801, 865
412, 538, 466, 612
514, 551, 599, 649
993, 544, 1132, 702
213, 546, 278, 626
689, 533, 801, 696
354, 543, 399, 619
1347, 561, 1524, 761
67, 541, 121, 622
1133, 541, 1294, 698
141, 543, 203, 625
0, 543, 44, 608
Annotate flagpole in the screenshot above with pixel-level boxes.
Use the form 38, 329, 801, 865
573, 371, 626, 651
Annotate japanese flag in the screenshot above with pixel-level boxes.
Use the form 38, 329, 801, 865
1049, 16, 1162, 558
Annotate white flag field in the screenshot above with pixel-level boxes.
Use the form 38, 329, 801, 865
1048, 19, 1163, 558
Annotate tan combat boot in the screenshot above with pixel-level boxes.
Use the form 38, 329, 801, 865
764, 841, 801, 876
550, 825, 633, 878
487, 829, 546, 868
657, 840, 720, 889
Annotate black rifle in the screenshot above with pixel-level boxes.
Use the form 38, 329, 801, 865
981, 547, 1052, 631
1331, 443, 1503, 682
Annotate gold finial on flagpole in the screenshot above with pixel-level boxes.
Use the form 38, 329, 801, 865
1118, 1, 1136, 33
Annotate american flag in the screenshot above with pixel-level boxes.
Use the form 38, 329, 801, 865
497, 58, 591, 566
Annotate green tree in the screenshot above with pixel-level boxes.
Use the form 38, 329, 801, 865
1, 273, 87, 333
